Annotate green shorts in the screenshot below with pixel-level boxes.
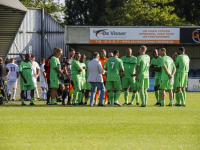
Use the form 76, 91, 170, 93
50, 79, 59, 88
72, 78, 82, 91
160, 79, 173, 90
154, 78, 160, 86
20, 84, 34, 91
106, 81, 122, 91
176, 72, 188, 88
81, 79, 86, 90
85, 82, 91, 90
137, 78, 149, 89
122, 78, 137, 90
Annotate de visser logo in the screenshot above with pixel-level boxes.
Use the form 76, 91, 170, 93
93, 29, 126, 38
192, 29, 200, 43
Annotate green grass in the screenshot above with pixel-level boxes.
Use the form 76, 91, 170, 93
0, 92, 200, 150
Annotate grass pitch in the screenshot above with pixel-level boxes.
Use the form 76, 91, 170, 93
0, 92, 200, 150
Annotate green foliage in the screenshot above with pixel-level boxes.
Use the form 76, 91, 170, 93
19, 0, 67, 24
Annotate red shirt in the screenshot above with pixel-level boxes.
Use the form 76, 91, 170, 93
44, 55, 53, 79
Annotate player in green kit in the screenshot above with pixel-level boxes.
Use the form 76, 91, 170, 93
150, 49, 162, 106
71, 52, 83, 105
50, 48, 63, 105
135, 45, 150, 107
172, 53, 179, 105
79, 54, 86, 105
121, 48, 139, 105
19, 54, 35, 106
175, 47, 190, 107
104, 50, 124, 107
159, 48, 176, 106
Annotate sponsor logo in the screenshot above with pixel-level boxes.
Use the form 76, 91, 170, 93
93, 29, 126, 38
192, 29, 200, 43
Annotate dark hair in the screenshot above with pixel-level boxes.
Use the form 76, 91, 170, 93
10, 58, 15, 62
40, 58, 45, 62
69, 48, 75, 52
113, 50, 119, 55
75, 52, 80, 55
31, 55, 35, 58
179, 47, 185, 52
152, 49, 158, 52
93, 52, 99, 58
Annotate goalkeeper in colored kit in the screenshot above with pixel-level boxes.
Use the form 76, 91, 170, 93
104, 50, 124, 107
150, 49, 162, 106
19, 54, 35, 106
135, 45, 150, 107
121, 48, 139, 105
175, 47, 190, 107
159, 48, 176, 106
50, 48, 63, 105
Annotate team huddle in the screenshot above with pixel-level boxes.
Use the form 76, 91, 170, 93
5, 45, 190, 107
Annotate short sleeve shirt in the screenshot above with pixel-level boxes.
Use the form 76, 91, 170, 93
79, 62, 86, 79
6, 63, 19, 81
71, 60, 82, 80
150, 56, 162, 78
160, 56, 175, 80
50, 56, 61, 80
19, 61, 33, 85
137, 54, 150, 79
85, 60, 90, 79
121, 55, 137, 78
175, 54, 190, 73
104, 57, 124, 81
40, 64, 45, 82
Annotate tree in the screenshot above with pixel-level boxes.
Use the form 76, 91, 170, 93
19, 0, 67, 24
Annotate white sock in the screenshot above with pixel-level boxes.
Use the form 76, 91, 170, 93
44, 90, 47, 99
12, 89, 16, 99
35, 89, 39, 98
42, 91, 45, 100
7, 89, 11, 95
27, 91, 31, 99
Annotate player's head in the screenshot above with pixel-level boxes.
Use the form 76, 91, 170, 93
108, 53, 113, 58
40, 58, 45, 64
90, 52, 94, 60
25, 53, 31, 62
100, 49, 106, 59
152, 49, 158, 57
10, 58, 15, 63
126, 48, 132, 57
113, 50, 119, 58
69, 48, 75, 58
31, 55, 35, 61
178, 47, 185, 55
55, 48, 63, 58
139, 45, 147, 54
159, 47, 166, 56
75, 52, 81, 61
53, 47, 59, 55
0, 57, 3, 64
80, 54, 86, 63
59, 83, 65, 91
93, 52, 99, 59
172, 53, 178, 61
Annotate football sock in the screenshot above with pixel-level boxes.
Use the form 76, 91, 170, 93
35, 89, 39, 98
136, 92, 139, 103
47, 91, 51, 103
107, 92, 110, 103
73, 90, 79, 104
62, 91, 67, 101
155, 90, 159, 102
114, 91, 121, 103
85, 98, 89, 103
27, 90, 31, 100
170, 99, 174, 106
51, 99, 56, 104
124, 90, 129, 103
139, 90, 145, 106
94, 90, 99, 103
158, 90, 161, 103
130, 93, 136, 104
31, 97, 34, 103
7, 89, 11, 95
144, 90, 148, 106
78, 92, 83, 103
12, 89, 16, 99
21, 98, 24, 104
182, 91, 186, 104
161, 99, 165, 106
104, 91, 107, 103
178, 91, 184, 105
67, 91, 71, 103
44, 90, 47, 99
109, 91, 114, 105
175, 92, 180, 104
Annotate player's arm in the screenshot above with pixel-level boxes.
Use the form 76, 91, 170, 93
97, 61, 105, 74
163, 66, 173, 79
63, 65, 70, 80
5, 67, 10, 77
19, 72, 27, 84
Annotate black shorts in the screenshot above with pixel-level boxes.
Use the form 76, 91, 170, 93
47, 79, 51, 89
64, 79, 74, 87
0, 77, 5, 87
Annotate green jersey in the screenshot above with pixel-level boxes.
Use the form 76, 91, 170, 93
104, 57, 124, 81
121, 55, 137, 78
173, 60, 177, 79
175, 54, 190, 73
151, 56, 162, 78
137, 54, 150, 79
160, 56, 175, 80
19, 61, 33, 85
85, 60, 90, 79
71, 60, 82, 80
79, 62, 86, 79
50, 56, 60, 79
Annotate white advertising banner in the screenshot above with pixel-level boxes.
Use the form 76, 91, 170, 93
90, 28, 180, 44
188, 79, 200, 92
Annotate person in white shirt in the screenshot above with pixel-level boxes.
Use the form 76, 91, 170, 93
40, 58, 48, 101
27, 55, 40, 100
6, 58, 19, 100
